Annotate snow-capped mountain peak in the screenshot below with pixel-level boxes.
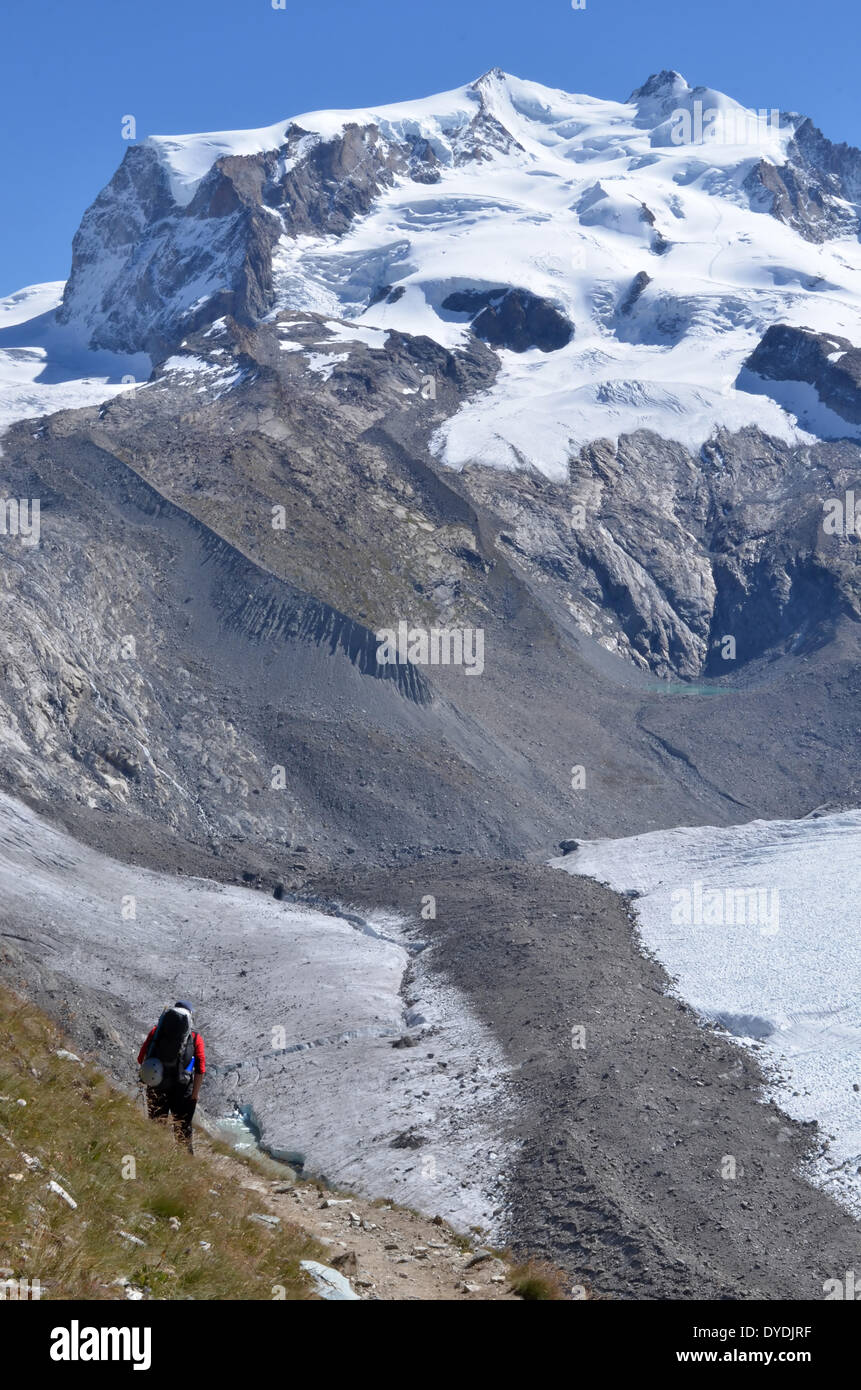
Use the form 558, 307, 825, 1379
9, 70, 861, 473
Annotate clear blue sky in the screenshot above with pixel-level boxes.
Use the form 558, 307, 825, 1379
2, 0, 859, 296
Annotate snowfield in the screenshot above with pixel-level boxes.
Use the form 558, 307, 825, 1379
0, 282, 148, 446
555, 812, 861, 1216
260, 70, 861, 473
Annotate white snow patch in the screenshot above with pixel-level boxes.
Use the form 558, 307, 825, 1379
146, 123, 295, 206
0, 283, 149, 448
161, 354, 217, 375
320, 320, 390, 350
300, 1260, 360, 1300
304, 352, 349, 381
160, 354, 243, 395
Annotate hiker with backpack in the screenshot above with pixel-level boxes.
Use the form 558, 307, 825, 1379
137, 1001, 206, 1154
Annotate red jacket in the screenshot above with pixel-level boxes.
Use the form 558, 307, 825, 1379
138, 1027, 206, 1075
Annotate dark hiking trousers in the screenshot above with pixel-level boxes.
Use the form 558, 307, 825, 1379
146, 1084, 197, 1153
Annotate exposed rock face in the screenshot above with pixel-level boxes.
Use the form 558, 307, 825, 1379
618, 271, 652, 317
744, 119, 861, 243
441, 287, 574, 352
465, 422, 860, 678
58, 124, 433, 357
57, 143, 281, 358
743, 324, 861, 426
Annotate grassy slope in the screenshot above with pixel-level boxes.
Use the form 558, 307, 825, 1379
0, 984, 322, 1300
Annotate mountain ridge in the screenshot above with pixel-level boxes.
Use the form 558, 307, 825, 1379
48, 69, 861, 473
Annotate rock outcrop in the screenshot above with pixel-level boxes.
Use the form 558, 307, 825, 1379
441, 288, 574, 352
743, 324, 861, 426
744, 118, 861, 243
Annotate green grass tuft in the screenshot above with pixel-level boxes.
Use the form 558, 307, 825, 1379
0, 984, 323, 1300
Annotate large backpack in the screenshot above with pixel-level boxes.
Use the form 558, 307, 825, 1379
145, 1007, 196, 1091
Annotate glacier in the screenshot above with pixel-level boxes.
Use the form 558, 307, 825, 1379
555, 811, 861, 1216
